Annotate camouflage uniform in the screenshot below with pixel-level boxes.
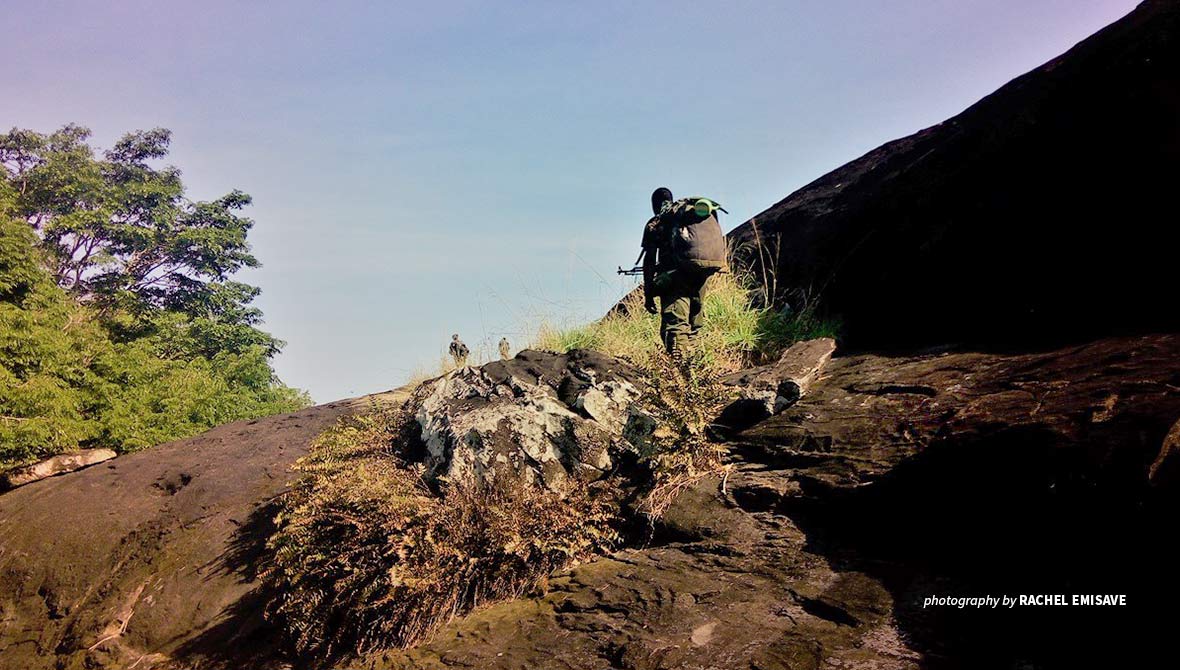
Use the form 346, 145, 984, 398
449, 335, 469, 367
641, 196, 728, 355
499, 337, 511, 360
651, 265, 713, 354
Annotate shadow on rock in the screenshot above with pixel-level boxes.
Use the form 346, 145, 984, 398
779, 425, 1176, 669
172, 500, 290, 669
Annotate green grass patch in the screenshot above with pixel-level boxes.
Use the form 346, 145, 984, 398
535, 272, 839, 371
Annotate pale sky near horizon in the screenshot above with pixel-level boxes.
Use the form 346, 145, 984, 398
3, 0, 1140, 403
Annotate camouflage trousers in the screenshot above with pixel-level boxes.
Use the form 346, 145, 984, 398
656, 267, 712, 355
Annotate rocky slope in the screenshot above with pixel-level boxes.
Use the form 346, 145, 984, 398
357, 334, 1180, 670
3, 4, 1178, 669
728, 0, 1180, 350
1, 336, 1175, 669
0, 390, 408, 670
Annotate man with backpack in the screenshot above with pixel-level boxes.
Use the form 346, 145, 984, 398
640, 187, 729, 355
449, 333, 469, 368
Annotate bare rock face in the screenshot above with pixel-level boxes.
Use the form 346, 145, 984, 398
715, 337, 837, 436
0, 448, 117, 490
405, 349, 644, 490
1, 338, 1176, 670
0, 390, 408, 670
728, 333, 1180, 668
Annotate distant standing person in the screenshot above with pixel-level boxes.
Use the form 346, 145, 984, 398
640, 187, 729, 355
449, 334, 469, 367
499, 337, 511, 360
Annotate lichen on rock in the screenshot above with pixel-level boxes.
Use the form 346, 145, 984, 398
405, 349, 644, 492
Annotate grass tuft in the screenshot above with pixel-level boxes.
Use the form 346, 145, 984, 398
534, 272, 839, 372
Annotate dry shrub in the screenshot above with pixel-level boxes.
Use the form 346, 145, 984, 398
263, 406, 623, 662
633, 349, 735, 519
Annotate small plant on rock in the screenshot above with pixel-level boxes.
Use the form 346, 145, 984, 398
632, 348, 735, 519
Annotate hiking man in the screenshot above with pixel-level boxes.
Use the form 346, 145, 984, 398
640, 187, 729, 355
449, 334, 469, 367
498, 337, 511, 360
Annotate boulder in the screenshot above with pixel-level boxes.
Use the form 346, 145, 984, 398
1, 448, 117, 491
405, 349, 644, 490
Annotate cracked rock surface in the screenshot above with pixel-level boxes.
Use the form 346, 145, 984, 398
406, 349, 643, 491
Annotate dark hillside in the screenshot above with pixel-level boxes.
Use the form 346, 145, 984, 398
729, 0, 1180, 350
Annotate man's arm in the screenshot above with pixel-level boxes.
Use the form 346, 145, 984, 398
642, 249, 658, 313
640, 216, 660, 314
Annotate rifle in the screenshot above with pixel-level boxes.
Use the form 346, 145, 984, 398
617, 248, 646, 276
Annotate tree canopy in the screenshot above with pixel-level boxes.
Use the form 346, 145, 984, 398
1, 125, 308, 470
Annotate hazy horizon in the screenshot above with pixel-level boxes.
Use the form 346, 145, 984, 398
3, 0, 1140, 402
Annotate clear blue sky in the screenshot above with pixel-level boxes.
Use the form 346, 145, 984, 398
3, 0, 1139, 402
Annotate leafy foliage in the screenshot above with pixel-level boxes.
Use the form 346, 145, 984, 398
1, 214, 106, 457
264, 407, 623, 660
0, 124, 278, 356
0, 126, 307, 470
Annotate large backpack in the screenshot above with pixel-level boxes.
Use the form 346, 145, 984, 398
652, 197, 729, 272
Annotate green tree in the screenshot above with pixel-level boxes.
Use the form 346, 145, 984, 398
0, 125, 276, 356
0, 126, 308, 470
0, 197, 107, 462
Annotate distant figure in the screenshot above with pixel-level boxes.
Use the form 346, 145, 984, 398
639, 187, 729, 355
449, 333, 469, 367
499, 337, 511, 360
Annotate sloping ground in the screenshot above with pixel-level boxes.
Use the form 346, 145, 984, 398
360, 476, 921, 670
728, 0, 1180, 349
359, 334, 1179, 670
0, 389, 409, 670
1, 337, 1175, 669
